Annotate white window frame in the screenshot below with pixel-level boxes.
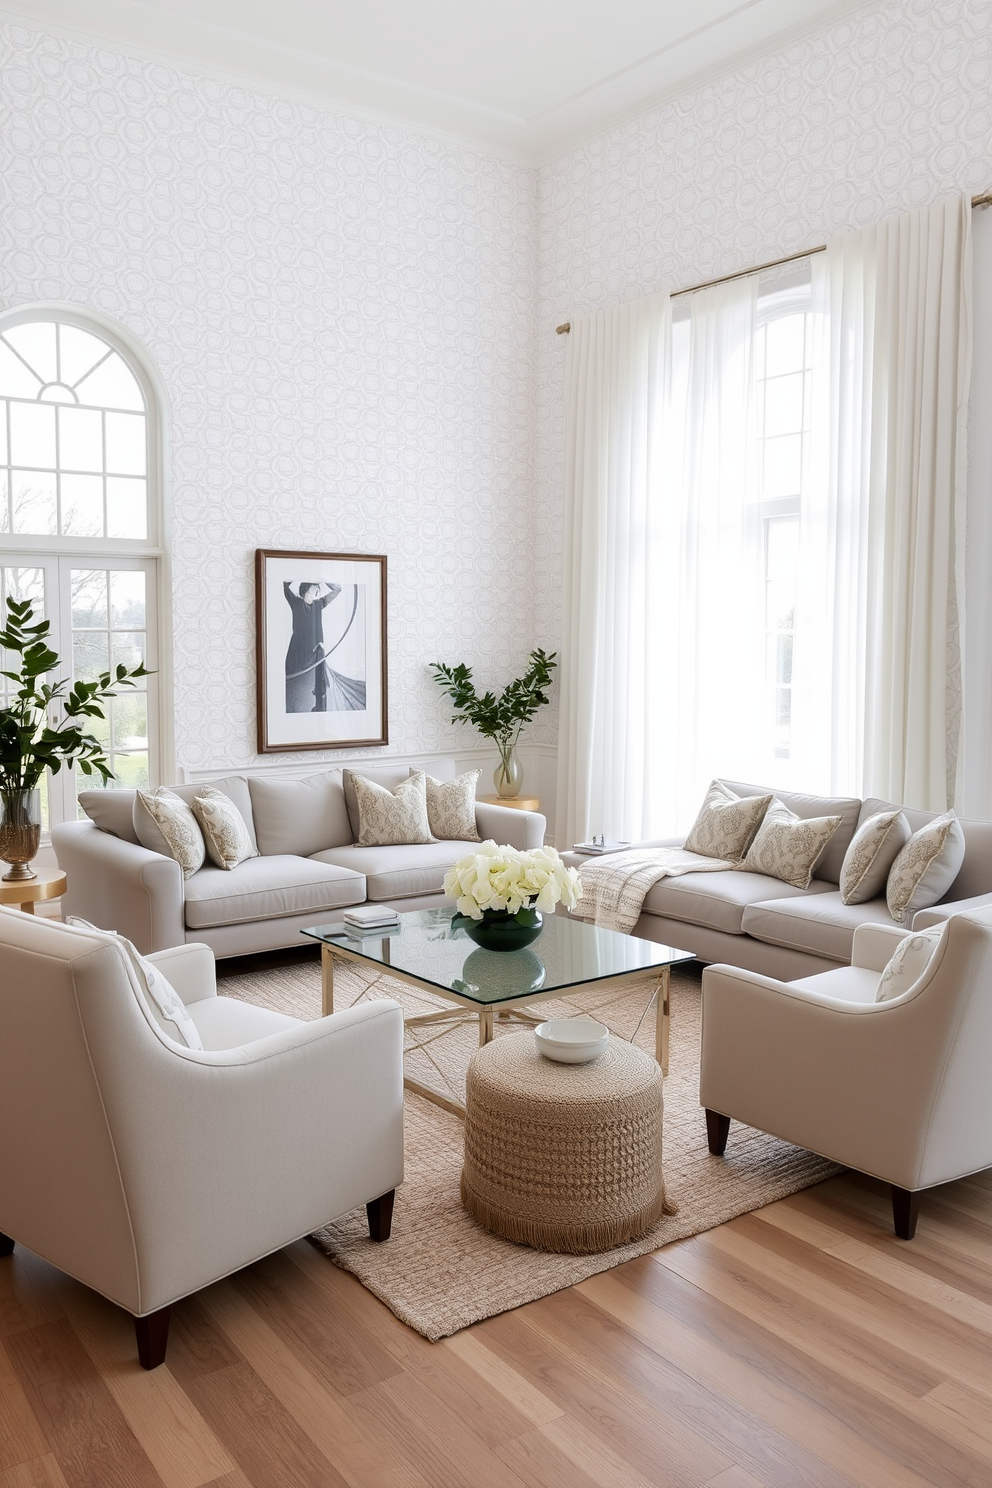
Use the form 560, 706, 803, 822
0, 302, 174, 824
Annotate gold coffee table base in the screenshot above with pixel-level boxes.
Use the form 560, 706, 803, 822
0, 870, 68, 914
320, 941, 670, 1116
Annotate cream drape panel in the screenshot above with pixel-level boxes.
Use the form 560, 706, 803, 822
825, 195, 972, 810
554, 294, 670, 852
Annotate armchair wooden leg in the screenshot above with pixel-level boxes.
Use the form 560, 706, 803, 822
0, 1232, 14, 1257
134, 1306, 171, 1369
891, 1185, 920, 1241
367, 1189, 395, 1242
705, 1110, 731, 1156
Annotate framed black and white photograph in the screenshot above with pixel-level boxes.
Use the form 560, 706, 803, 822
255, 549, 387, 752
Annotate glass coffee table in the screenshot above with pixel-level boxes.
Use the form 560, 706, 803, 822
303, 908, 694, 1115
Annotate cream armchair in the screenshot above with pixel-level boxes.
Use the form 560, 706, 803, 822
699, 908, 992, 1240
0, 908, 404, 1368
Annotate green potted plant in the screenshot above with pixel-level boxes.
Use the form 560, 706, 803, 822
430, 649, 556, 799
0, 597, 149, 881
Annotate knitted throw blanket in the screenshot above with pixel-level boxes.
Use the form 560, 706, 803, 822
574, 847, 735, 934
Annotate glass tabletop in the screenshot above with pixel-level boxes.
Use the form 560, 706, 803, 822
302, 908, 695, 1007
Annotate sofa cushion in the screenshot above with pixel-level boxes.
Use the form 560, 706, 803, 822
839, 808, 911, 904
345, 769, 434, 847
187, 996, 302, 1049
886, 812, 966, 925
78, 789, 141, 844
134, 789, 206, 877
170, 776, 258, 851
859, 796, 992, 901
683, 780, 772, 861
741, 799, 843, 889
192, 785, 258, 870
311, 840, 479, 901
426, 770, 481, 842
342, 758, 456, 838
248, 770, 353, 856
719, 780, 861, 884
183, 856, 366, 930
643, 871, 834, 937
741, 890, 900, 963
876, 924, 945, 1003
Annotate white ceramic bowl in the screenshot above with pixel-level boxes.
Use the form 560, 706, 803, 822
534, 1017, 609, 1064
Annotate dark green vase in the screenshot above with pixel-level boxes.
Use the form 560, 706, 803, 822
456, 905, 543, 952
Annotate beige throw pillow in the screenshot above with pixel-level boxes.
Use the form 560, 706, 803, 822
886, 811, 966, 925
65, 916, 204, 1048
876, 924, 945, 1002
839, 809, 912, 905
346, 769, 434, 847
424, 770, 481, 842
742, 798, 843, 889
192, 785, 258, 870
683, 780, 772, 862
134, 788, 206, 878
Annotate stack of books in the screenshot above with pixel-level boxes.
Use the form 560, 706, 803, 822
343, 905, 401, 932
572, 840, 631, 855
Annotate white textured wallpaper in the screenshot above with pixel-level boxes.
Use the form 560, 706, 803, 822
532, 0, 992, 659
0, 22, 540, 773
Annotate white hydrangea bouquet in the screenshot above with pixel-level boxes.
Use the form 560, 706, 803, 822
444, 841, 581, 951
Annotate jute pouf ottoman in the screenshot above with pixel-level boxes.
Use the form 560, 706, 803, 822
461, 1031, 670, 1254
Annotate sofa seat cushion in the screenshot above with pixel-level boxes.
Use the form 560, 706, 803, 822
643, 871, 835, 937
741, 891, 900, 963
187, 996, 302, 1049
184, 856, 366, 930
786, 965, 882, 1003
310, 840, 479, 901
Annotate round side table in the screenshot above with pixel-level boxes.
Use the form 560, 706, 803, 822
0, 870, 68, 914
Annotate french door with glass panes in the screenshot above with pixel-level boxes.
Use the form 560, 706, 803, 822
0, 556, 158, 831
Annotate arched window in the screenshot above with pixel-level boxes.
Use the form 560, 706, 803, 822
0, 306, 167, 830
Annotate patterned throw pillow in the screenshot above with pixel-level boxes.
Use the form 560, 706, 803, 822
839, 809, 912, 905
192, 785, 259, 870
683, 780, 773, 862
133, 788, 206, 878
424, 770, 481, 842
65, 916, 204, 1048
886, 811, 966, 925
742, 798, 843, 889
876, 924, 945, 1002
345, 769, 434, 847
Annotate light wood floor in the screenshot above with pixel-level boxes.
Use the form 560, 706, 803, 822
2, 1167, 992, 1488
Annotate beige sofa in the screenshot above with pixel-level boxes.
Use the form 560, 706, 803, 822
569, 780, 992, 980
52, 759, 546, 957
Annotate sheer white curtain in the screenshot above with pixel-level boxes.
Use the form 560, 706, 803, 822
556, 195, 972, 846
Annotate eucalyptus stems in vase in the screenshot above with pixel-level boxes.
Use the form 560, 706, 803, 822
0, 597, 149, 880
429, 649, 557, 799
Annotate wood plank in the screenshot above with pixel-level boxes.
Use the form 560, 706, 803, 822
163, 1298, 243, 1389
577, 1267, 940, 1488
441, 1333, 564, 1429
496, 1414, 660, 1488
4, 1319, 164, 1488
183, 1360, 351, 1488
0, 1456, 71, 1488
199, 1280, 431, 1488
61, 1284, 236, 1488
0, 1340, 50, 1473
702, 1470, 769, 1488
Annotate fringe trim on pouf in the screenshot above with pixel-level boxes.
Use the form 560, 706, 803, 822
461, 1171, 675, 1253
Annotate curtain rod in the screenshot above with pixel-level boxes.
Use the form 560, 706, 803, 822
554, 190, 992, 333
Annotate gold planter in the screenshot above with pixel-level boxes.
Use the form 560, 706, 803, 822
0, 788, 42, 882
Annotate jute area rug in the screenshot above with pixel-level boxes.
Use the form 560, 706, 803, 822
218, 951, 840, 1341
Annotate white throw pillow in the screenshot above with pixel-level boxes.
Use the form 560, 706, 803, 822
839, 809, 912, 905
683, 781, 772, 862
886, 812, 966, 925
192, 785, 258, 870
344, 769, 434, 847
742, 798, 843, 889
133, 788, 206, 878
876, 924, 946, 1003
424, 769, 481, 842
64, 916, 203, 1048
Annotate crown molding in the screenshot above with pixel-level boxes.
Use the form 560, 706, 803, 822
3, 0, 886, 166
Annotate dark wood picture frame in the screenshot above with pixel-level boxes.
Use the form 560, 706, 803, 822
255, 548, 388, 753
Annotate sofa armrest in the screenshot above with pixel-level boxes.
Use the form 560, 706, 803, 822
474, 802, 546, 850
851, 922, 912, 973
146, 943, 217, 1005
52, 820, 185, 955
912, 892, 992, 930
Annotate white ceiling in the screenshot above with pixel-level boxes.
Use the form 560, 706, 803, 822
8, 0, 876, 161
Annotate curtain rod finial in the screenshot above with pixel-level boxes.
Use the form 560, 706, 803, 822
556, 322, 571, 335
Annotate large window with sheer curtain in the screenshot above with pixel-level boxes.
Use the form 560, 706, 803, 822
0, 309, 163, 832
